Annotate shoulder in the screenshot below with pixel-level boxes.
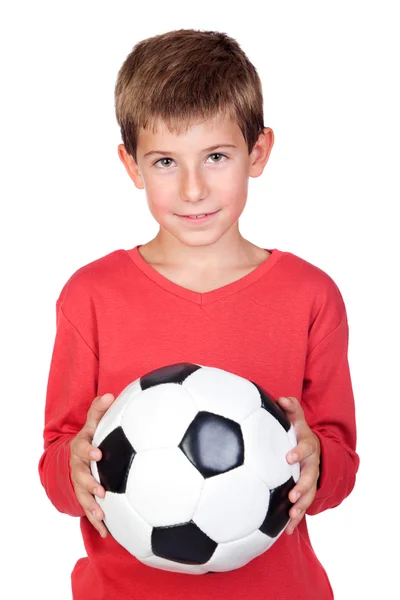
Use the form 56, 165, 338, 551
279, 249, 348, 326
56, 249, 128, 320
66, 248, 127, 285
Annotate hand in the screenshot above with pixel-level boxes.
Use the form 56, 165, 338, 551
276, 396, 321, 535
69, 393, 115, 538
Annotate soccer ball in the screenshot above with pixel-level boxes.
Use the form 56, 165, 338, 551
90, 363, 299, 574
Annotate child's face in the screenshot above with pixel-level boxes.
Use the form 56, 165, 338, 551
118, 114, 273, 248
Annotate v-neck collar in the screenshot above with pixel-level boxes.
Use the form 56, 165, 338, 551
124, 244, 284, 306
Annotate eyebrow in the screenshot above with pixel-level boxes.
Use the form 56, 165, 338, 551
143, 143, 237, 158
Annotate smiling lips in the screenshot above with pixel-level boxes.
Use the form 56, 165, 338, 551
179, 210, 218, 217
177, 210, 220, 223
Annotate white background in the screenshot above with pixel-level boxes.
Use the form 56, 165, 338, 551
1, 1, 399, 598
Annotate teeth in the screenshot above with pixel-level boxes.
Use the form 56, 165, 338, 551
189, 214, 207, 218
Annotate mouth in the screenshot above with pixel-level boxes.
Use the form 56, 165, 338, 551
176, 210, 220, 224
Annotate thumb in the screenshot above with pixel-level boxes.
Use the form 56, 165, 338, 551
85, 393, 115, 434
277, 396, 298, 414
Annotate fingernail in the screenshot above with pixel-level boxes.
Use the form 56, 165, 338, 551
291, 453, 298, 463
90, 451, 99, 459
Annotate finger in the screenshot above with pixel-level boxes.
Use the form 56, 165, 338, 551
277, 397, 305, 425
85, 505, 108, 538
85, 393, 115, 434
286, 488, 316, 534
286, 515, 301, 536
288, 460, 319, 503
290, 486, 316, 519
72, 436, 103, 462
74, 482, 108, 537
287, 437, 317, 465
71, 461, 106, 498
277, 396, 302, 412
85, 491, 108, 538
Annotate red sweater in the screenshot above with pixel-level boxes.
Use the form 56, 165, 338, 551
38, 245, 359, 600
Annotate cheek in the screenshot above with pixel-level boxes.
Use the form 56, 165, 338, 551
218, 167, 249, 197
146, 188, 173, 215
219, 183, 248, 213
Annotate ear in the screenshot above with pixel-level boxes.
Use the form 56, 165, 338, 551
248, 127, 275, 178
118, 144, 145, 190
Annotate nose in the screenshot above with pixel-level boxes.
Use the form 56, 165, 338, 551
180, 166, 208, 204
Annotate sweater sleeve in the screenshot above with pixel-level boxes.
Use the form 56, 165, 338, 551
302, 294, 360, 516
38, 296, 99, 517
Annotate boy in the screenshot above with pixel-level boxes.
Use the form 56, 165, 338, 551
38, 28, 360, 599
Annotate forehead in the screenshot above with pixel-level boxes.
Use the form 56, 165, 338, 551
138, 115, 244, 152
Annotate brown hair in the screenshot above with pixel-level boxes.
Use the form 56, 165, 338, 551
114, 28, 266, 164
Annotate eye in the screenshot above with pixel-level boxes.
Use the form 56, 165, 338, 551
154, 158, 173, 168
208, 153, 227, 163
153, 153, 228, 168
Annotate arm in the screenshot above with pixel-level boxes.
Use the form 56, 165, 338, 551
303, 311, 360, 515
38, 299, 98, 517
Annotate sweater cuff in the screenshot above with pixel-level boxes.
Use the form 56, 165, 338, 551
39, 435, 86, 518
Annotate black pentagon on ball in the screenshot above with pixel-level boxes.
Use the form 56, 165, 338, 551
152, 520, 217, 564
96, 426, 136, 493
140, 362, 201, 390
259, 476, 296, 538
179, 411, 244, 478
251, 382, 291, 432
